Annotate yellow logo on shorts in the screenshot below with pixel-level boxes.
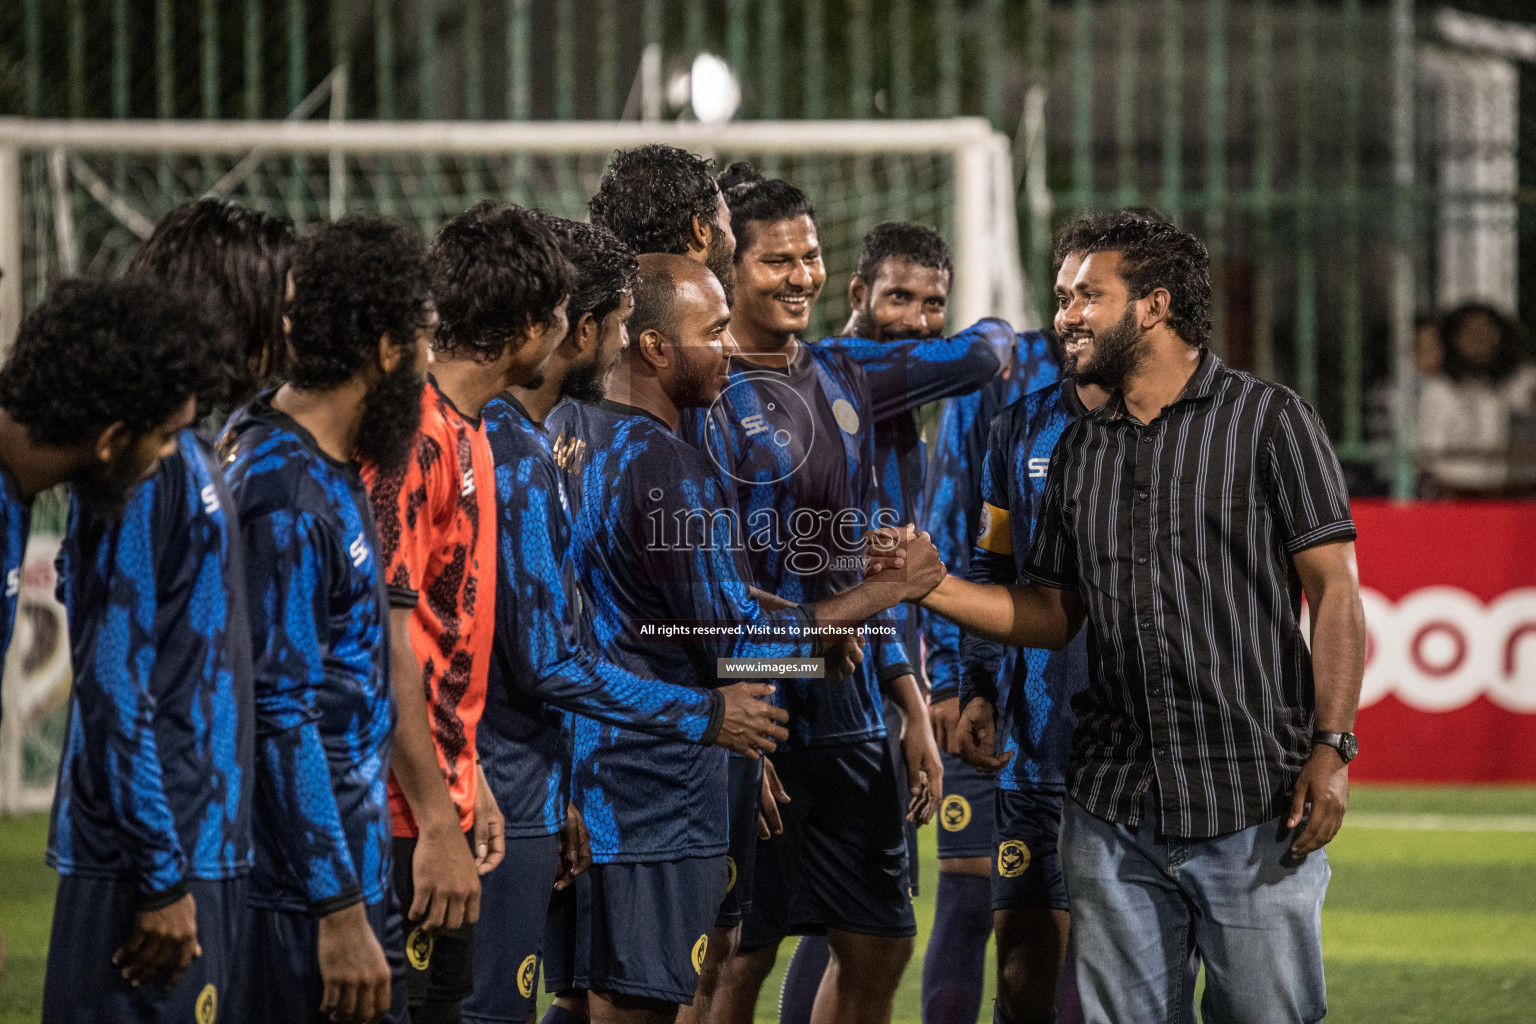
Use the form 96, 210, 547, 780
998, 839, 1031, 878
725, 856, 738, 893
517, 954, 538, 998
406, 927, 435, 971
691, 934, 710, 973
194, 983, 217, 1024
940, 794, 972, 832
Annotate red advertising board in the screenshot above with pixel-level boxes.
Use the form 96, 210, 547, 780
1351, 500, 1536, 781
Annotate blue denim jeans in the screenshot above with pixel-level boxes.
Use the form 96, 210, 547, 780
1060, 795, 1330, 1024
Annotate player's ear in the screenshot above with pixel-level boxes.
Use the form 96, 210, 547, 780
568, 312, 600, 358
635, 327, 670, 372
377, 332, 404, 374
848, 274, 868, 310
688, 214, 711, 258
90, 421, 133, 465
1139, 287, 1172, 332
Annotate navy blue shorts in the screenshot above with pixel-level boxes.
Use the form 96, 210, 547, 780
884, 700, 921, 897
742, 738, 917, 949
716, 755, 762, 927
43, 875, 246, 1024
991, 789, 1069, 912
544, 856, 730, 1005
463, 831, 561, 1024
937, 752, 997, 860
247, 896, 409, 1023
393, 831, 477, 1009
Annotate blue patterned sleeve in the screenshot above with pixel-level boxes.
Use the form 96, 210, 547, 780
825, 318, 1012, 421
922, 392, 985, 701
959, 417, 1018, 710
499, 458, 723, 743
242, 509, 361, 912
77, 478, 188, 901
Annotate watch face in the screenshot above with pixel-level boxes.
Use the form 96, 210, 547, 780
1340, 733, 1359, 762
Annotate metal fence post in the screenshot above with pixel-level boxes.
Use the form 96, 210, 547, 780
0, 144, 22, 354
1391, 0, 1418, 499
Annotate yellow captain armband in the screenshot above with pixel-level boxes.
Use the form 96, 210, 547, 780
976, 502, 1013, 555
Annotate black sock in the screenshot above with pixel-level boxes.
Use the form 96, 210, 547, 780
778, 936, 830, 1024
922, 871, 992, 1024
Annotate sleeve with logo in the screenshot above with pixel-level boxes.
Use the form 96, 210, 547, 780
1023, 442, 1080, 592
366, 429, 455, 611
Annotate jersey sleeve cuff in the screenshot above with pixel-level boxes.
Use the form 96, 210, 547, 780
310, 889, 365, 917
387, 585, 420, 609
796, 603, 822, 657
138, 878, 189, 911
699, 688, 725, 747
1283, 519, 1358, 555
876, 661, 914, 685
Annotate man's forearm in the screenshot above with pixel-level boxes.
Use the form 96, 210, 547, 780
388, 610, 462, 836
1308, 584, 1366, 733
880, 670, 928, 727
921, 575, 1080, 650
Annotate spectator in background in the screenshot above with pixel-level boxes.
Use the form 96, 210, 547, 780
1418, 303, 1536, 496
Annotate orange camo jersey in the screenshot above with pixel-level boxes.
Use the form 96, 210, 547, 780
362, 378, 497, 836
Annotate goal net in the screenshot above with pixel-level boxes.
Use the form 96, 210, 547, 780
0, 116, 1030, 813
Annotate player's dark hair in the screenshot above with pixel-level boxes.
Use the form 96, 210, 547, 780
1082, 219, 1212, 350
589, 144, 723, 256
1053, 207, 1169, 267
125, 198, 297, 410
536, 215, 640, 324
854, 222, 952, 283
428, 201, 575, 361
625, 255, 680, 350
1440, 302, 1526, 384
0, 278, 213, 446
717, 162, 817, 258
285, 215, 432, 389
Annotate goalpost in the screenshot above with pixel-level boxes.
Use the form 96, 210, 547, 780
0, 116, 1031, 813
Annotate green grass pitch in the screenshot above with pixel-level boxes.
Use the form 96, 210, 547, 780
2, 786, 1534, 1023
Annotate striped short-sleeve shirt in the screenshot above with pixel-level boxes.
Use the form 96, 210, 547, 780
1026, 352, 1356, 839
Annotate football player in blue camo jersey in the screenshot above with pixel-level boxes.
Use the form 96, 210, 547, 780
223, 216, 435, 1024
679, 165, 943, 1024
540, 252, 940, 1024
44, 200, 295, 1024
0, 279, 205, 1014
466, 215, 797, 1024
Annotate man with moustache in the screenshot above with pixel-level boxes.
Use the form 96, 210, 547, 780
221, 215, 435, 1024
42, 200, 296, 1024
689, 166, 941, 1024
889, 218, 1366, 1024
541, 254, 941, 1024
469, 222, 795, 1024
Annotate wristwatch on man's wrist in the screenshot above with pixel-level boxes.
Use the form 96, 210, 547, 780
1312, 730, 1359, 764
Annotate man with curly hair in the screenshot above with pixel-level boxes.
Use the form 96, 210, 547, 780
222, 215, 434, 1024
40, 200, 295, 1024
359, 202, 574, 1024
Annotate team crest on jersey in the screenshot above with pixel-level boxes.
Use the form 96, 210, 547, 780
517, 954, 538, 998
691, 934, 709, 973
4, 568, 17, 598
998, 839, 1031, 878
194, 983, 217, 1024
725, 856, 737, 893
200, 484, 221, 515
940, 794, 972, 832
831, 399, 860, 434
407, 927, 435, 970
349, 533, 370, 568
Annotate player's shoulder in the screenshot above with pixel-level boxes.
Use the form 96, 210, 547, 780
219, 402, 351, 523
482, 394, 552, 462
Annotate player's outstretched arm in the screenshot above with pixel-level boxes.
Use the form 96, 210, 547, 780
920, 576, 1084, 651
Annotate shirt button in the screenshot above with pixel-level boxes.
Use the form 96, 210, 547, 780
1138, 491, 1149, 500
1141, 620, 1152, 629
1150, 686, 1163, 697
1137, 555, 1148, 565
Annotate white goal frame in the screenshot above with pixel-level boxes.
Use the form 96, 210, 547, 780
0, 116, 1030, 351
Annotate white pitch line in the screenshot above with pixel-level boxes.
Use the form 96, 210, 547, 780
1348, 813, 1536, 833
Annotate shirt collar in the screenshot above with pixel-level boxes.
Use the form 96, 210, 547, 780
1092, 348, 1223, 425
597, 398, 673, 433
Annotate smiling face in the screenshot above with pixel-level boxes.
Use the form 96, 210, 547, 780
848, 258, 949, 342
1054, 251, 1087, 375
1064, 250, 1149, 392
730, 215, 826, 344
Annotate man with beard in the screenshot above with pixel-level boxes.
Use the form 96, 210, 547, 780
589, 144, 738, 303
883, 218, 1365, 1024
936, 214, 1151, 1024
222, 215, 435, 1024
42, 199, 295, 1024
540, 254, 940, 1024
682, 166, 942, 1024
0, 278, 204, 1015
359, 202, 573, 1024
470, 223, 795, 1024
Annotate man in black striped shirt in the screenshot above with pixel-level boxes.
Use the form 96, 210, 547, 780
887, 219, 1365, 1023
